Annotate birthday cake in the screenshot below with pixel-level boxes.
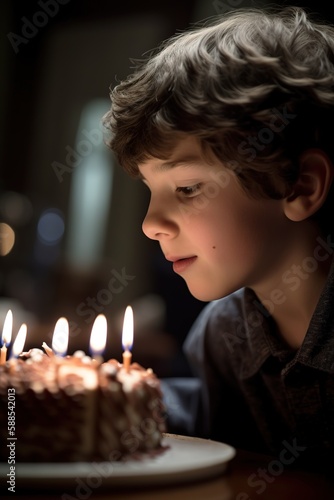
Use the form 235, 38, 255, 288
0, 348, 166, 462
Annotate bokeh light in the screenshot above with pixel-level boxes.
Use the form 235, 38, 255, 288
0, 223, 15, 256
37, 209, 65, 246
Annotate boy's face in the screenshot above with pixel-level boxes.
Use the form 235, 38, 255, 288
139, 136, 293, 301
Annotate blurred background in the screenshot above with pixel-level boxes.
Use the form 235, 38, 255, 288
0, 0, 332, 376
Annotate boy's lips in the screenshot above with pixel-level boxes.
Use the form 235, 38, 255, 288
166, 255, 198, 274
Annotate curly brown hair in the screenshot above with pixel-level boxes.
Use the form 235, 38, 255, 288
103, 6, 334, 201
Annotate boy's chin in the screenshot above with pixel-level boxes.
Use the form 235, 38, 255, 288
185, 282, 229, 302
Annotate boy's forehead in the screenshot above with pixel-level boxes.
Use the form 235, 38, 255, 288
138, 136, 209, 174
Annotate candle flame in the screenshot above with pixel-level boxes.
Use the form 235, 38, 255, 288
11, 324, 27, 358
52, 317, 69, 356
122, 306, 133, 351
90, 314, 107, 356
2, 310, 13, 346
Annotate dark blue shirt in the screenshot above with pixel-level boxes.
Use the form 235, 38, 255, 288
163, 259, 334, 465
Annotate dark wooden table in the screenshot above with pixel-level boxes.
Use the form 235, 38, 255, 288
5, 448, 334, 500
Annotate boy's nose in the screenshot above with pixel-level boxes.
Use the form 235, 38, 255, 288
142, 203, 178, 241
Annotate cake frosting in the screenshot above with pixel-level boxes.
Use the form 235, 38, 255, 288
0, 348, 166, 462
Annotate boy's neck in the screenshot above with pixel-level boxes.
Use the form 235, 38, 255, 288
252, 227, 333, 350
269, 268, 329, 350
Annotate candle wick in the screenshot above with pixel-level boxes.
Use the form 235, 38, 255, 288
42, 342, 55, 358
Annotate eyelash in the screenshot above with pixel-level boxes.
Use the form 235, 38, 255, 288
176, 184, 202, 197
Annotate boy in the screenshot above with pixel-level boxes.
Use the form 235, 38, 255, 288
103, 7, 334, 462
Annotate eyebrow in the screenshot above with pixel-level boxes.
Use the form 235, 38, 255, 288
138, 156, 204, 180
155, 155, 203, 171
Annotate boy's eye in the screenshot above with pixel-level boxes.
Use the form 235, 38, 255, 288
176, 184, 202, 197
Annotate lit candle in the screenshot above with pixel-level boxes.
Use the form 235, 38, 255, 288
0, 310, 13, 364
90, 314, 107, 360
122, 306, 134, 372
51, 317, 69, 356
10, 323, 27, 358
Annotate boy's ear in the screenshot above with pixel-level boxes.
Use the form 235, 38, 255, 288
283, 149, 334, 222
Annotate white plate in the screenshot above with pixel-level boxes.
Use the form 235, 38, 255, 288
0, 434, 236, 489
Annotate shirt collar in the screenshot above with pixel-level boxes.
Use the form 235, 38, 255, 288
239, 255, 334, 378
295, 255, 334, 373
